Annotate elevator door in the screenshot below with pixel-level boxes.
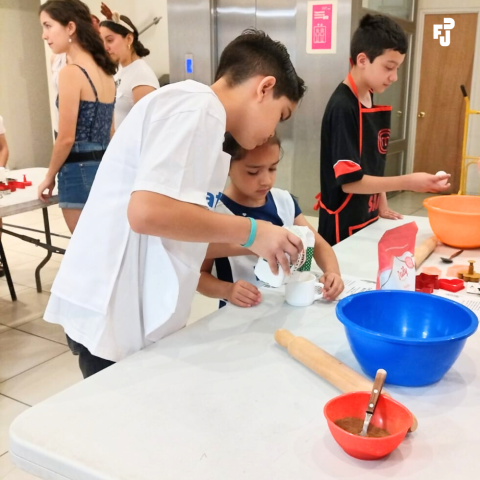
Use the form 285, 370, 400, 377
216, 0, 297, 192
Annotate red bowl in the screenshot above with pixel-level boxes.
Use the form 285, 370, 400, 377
324, 392, 413, 460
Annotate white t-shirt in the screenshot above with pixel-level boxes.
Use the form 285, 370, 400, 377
44, 80, 230, 362
0, 115, 5, 135
114, 59, 159, 128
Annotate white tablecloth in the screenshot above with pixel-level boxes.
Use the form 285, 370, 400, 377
0, 168, 58, 218
9, 216, 480, 480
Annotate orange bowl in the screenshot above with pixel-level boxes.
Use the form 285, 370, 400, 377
423, 195, 480, 248
324, 392, 413, 460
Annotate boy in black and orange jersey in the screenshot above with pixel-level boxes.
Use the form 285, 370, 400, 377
318, 14, 450, 246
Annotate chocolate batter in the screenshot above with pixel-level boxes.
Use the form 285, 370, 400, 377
335, 416, 390, 438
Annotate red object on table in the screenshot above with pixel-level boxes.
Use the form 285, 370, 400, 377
439, 278, 465, 292
324, 391, 413, 460
8, 181, 25, 189
415, 273, 439, 294
22, 174, 32, 186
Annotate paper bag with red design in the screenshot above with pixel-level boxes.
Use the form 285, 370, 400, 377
377, 222, 418, 291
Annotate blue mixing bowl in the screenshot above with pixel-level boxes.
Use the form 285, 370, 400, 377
336, 291, 478, 386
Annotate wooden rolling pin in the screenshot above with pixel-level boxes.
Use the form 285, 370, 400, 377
275, 329, 418, 432
414, 235, 438, 269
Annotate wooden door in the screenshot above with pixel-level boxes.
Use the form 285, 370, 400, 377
414, 13, 477, 192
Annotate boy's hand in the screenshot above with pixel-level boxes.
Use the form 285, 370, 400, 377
378, 192, 402, 220
250, 221, 304, 276
379, 205, 403, 220
320, 272, 344, 301
226, 280, 262, 308
407, 173, 451, 193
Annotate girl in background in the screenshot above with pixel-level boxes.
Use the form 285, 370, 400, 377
100, 7, 159, 128
38, 0, 116, 233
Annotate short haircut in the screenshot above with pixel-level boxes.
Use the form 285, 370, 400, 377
215, 29, 306, 103
351, 14, 408, 65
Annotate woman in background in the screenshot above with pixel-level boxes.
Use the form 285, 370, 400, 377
100, 8, 159, 128
38, 0, 116, 233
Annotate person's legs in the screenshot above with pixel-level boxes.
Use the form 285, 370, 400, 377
58, 160, 101, 233
62, 208, 82, 234
66, 335, 115, 378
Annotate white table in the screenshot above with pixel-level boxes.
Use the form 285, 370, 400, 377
0, 168, 61, 300
9, 216, 480, 479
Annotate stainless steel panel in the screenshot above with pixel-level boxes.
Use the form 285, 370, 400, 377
256, 0, 297, 193
216, 0, 256, 69
362, 0, 414, 21
167, 0, 215, 85
292, 0, 353, 214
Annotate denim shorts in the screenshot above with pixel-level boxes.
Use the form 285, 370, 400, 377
58, 160, 101, 209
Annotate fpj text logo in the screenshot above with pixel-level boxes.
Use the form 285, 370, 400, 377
434, 18, 455, 47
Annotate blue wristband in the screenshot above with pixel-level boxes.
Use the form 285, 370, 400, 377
241, 217, 257, 248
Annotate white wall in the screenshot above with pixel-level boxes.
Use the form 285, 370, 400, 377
86, 0, 170, 78
0, 0, 53, 169
410, 0, 480, 194
41, 0, 170, 137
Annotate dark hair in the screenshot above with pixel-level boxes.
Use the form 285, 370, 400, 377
223, 132, 282, 162
100, 16, 150, 57
40, 0, 116, 75
351, 14, 408, 65
215, 29, 306, 103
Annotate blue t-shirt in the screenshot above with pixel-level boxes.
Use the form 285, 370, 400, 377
219, 191, 301, 225
215, 191, 302, 306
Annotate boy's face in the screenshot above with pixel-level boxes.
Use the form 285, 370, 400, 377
229, 143, 280, 201
231, 77, 297, 150
362, 49, 405, 94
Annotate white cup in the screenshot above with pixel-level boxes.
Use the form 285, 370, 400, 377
285, 272, 323, 307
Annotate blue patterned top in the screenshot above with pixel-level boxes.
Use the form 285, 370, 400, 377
56, 65, 115, 148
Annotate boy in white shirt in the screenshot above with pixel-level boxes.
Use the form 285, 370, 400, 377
44, 29, 307, 378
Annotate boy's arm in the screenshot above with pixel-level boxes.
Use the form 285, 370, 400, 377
128, 191, 303, 275
327, 100, 450, 196
341, 172, 451, 195
205, 243, 255, 259
0, 134, 8, 167
294, 214, 344, 301
198, 257, 261, 307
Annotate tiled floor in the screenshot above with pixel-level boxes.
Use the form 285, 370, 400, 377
0, 192, 430, 479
